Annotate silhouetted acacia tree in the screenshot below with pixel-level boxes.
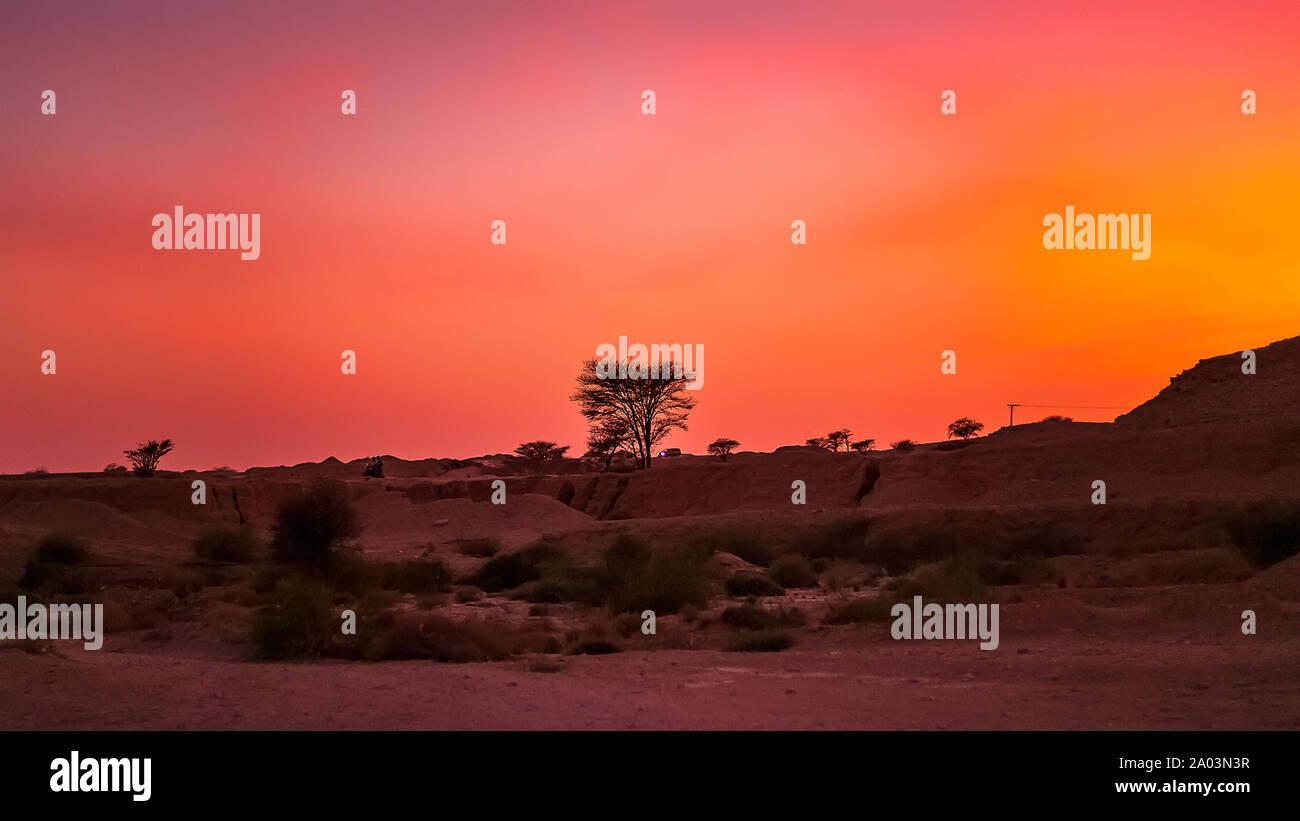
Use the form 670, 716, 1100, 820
947, 418, 985, 439
826, 429, 853, 452
805, 437, 831, 450
707, 438, 740, 461
123, 439, 175, 477
512, 441, 570, 475
851, 438, 875, 454
586, 418, 633, 471
572, 357, 697, 470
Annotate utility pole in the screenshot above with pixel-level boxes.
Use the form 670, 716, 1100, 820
1007, 403, 1021, 427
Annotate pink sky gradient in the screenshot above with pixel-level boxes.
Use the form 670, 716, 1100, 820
2, 0, 1299, 472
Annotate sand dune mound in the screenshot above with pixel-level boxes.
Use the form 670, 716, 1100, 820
1248, 554, 1300, 600
352, 487, 598, 553
1117, 334, 1300, 431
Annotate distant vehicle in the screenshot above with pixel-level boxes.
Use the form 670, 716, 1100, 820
658, 448, 682, 457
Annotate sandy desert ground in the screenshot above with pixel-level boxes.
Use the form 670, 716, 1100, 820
2, 336, 1299, 729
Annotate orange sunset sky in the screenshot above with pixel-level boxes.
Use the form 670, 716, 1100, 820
2, 0, 1299, 473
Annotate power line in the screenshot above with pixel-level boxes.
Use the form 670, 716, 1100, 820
1005, 402, 1128, 426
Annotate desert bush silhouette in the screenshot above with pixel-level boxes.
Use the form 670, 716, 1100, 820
721, 604, 804, 630
728, 630, 795, 652
362, 613, 514, 663
380, 559, 452, 594
768, 554, 818, 588
600, 536, 712, 615
470, 539, 566, 593
724, 571, 784, 597
122, 439, 174, 477
511, 441, 569, 475
270, 479, 361, 571
193, 525, 258, 563
250, 577, 334, 659
17, 533, 89, 594
795, 518, 871, 561
947, 418, 984, 439
707, 437, 740, 460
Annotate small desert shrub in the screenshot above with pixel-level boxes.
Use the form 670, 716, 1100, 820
328, 596, 396, 659
270, 479, 361, 570
457, 538, 500, 558
34, 533, 88, 565
603, 541, 711, 615
612, 612, 643, 637
724, 571, 784, 597
357, 587, 400, 611
796, 518, 871, 561
864, 526, 962, 574
514, 560, 604, 604
567, 639, 621, 655
1226, 502, 1300, 568
768, 554, 818, 588
693, 526, 772, 566
252, 562, 290, 596
17, 533, 89, 594
891, 440, 916, 453
1002, 524, 1085, 560
510, 628, 564, 655
192, 525, 258, 563
324, 552, 382, 598
470, 540, 565, 593
454, 586, 483, 603
249, 578, 334, 659
987, 554, 1056, 586
1113, 548, 1254, 586
821, 561, 857, 596
17, 561, 72, 593
362, 614, 514, 663
380, 559, 452, 595
896, 556, 988, 601
728, 630, 794, 652
721, 604, 805, 631
824, 596, 899, 624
